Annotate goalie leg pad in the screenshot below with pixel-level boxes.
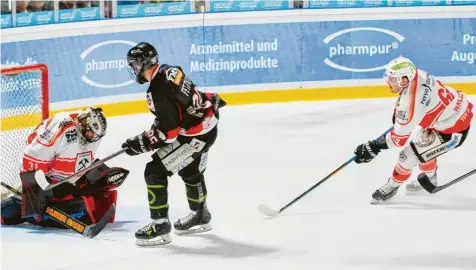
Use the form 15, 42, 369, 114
20, 171, 52, 218
40, 196, 95, 228
1, 197, 24, 225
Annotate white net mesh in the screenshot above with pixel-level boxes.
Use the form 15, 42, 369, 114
1, 65, 48, 200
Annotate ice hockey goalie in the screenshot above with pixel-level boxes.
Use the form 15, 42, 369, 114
1, 107, 129, 228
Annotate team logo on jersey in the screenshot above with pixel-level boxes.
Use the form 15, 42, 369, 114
75, 152, 92, 172
59, 118, 74, 129
38, 128, 54, 144
65, 129, 78, 144
396, 110, 407, 122
166, 68, 183, 86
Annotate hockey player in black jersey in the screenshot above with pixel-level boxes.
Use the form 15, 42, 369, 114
122, 42, 226, 246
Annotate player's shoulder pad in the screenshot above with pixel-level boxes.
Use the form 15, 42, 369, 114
37, 112, 78, 146
159, 64, 185, 86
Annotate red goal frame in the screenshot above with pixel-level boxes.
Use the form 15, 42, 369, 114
0, 63, 49, 120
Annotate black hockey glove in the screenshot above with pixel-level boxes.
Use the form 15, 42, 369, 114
122, 128, 167, 156
354, 136, 388, 164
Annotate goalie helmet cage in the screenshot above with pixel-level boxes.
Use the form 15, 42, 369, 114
0, 63, 49, 199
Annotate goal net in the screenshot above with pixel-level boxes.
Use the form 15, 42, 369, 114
1, 64, 49, 199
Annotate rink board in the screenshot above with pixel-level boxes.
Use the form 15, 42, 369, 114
1, 7, 475, 129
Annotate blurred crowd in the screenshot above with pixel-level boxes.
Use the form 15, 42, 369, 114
1, 1, 100, 14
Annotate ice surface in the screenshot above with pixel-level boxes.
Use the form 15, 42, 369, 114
2, 98, 476, 270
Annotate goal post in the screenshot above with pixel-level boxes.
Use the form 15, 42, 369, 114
1, 63, 49, 198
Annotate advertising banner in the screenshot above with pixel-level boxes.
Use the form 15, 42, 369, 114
207, 0, 292, 12
59, 7, 100, 23
116, 2, 192, 18
304, 0, 476, 9
1, 17, 475, 104
1, 14, 12, 28
15, 10, 54, 27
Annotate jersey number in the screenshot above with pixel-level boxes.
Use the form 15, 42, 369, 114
437, 81, 455, 106
28, 162, 38, 171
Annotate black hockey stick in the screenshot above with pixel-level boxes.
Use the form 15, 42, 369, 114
1, 182, 115, 238
40, 148, 127, 191
258, 127, 393, 217
417, 167, 476, 194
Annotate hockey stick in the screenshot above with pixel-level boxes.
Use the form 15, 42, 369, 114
39, 148, 127, 191
417, 167, 476, 194
258, 127, 393, 217
1, 181, 115, 238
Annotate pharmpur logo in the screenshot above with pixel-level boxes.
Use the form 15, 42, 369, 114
81, 40, 137, 88
323, 27, 405, 72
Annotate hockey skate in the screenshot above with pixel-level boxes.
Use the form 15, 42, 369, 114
406, 170, 438, 194
371, 179, 400, 204
174, 205, 212, 235
135, 218, 172, 246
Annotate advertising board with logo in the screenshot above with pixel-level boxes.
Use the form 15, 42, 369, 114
59, 7, 100, 23
116, 2, 192, 18
1, 14, 12, 28
208, 0, 292, 12
1, 17, 474, 105
305, 0, 476, 9
15, 10, 55, 27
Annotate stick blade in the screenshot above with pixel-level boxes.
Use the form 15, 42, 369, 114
84, 203, 116, 238
257, 204, 280, 217
417, 173, 437, 194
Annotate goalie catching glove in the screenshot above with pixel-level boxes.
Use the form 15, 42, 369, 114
122, 127, 167, 156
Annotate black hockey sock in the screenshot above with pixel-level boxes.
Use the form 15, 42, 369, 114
144, 160, 170, 219
183, 175, 207, 211
147, 184, 168, 219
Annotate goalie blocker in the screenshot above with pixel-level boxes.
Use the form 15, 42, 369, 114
1, 161, 129, 228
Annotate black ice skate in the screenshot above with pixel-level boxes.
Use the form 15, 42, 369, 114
174, 206, 212, 235
406, 170, 438, 194
135, 218, 172, 246
371, 179, 400, 204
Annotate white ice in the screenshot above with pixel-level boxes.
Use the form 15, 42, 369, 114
2, 97, 476, 270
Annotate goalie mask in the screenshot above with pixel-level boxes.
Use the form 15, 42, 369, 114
77, 107, 107, 144
127, 42, 158, 84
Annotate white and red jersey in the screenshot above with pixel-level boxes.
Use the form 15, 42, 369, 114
22, 111, 102, 181
386, 69, 473, 148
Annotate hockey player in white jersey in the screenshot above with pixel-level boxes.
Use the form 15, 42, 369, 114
1, 107, 129, 227
353, 56, 473, 203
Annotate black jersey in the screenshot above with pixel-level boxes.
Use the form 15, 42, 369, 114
146, 64, 220, 142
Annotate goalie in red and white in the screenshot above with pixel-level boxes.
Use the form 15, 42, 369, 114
353, 56, 473, 203
1, 106, 129, 227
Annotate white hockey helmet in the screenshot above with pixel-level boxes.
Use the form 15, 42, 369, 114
77, 106, 107, 143
384, 56, 417, 88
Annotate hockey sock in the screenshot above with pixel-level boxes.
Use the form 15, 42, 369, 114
144, 161, 169, 219
183, 174, 207, 211
418, 158, 437, 178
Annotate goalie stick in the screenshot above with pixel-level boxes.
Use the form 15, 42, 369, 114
258, 127, 393, 217
1, 182, 115, 239
417, 167, 476, 194
40, 148, 126, 191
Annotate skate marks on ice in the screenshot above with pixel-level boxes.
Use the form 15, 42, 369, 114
344, 252, 476, 270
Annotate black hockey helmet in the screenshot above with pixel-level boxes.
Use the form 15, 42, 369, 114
126, 42, 158, 84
